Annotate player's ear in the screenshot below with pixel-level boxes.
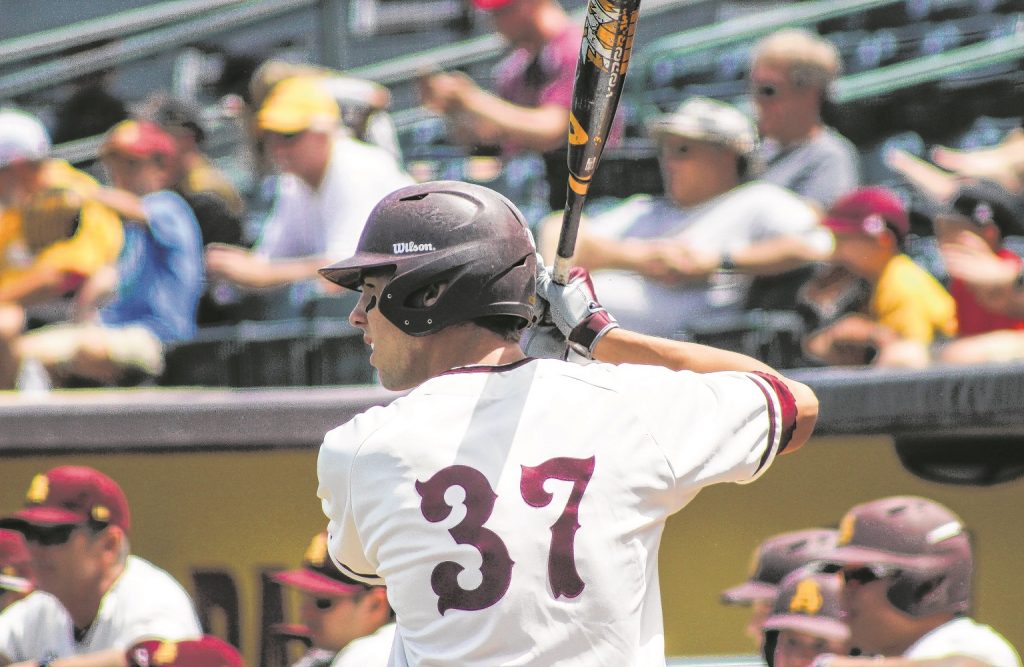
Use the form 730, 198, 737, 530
409, 281, 448, 308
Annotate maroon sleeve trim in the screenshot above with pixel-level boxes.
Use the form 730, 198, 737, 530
748, 372, 798, 466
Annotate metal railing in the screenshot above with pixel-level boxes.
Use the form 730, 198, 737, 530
0, 0, 321, 101
0, 0, 245, 69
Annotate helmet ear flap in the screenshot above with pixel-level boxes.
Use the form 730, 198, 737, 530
885, 570, 948, 616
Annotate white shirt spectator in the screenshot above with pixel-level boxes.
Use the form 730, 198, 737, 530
0, 556, 201, 661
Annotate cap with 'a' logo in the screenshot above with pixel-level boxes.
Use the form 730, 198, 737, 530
0, 466, 131, 533
127, 636, 243, 667
762, 566, 849, 641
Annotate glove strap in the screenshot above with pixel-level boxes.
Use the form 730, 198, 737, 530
568, 305, 619, 359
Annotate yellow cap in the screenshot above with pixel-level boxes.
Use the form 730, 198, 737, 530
257, 76, 340, 134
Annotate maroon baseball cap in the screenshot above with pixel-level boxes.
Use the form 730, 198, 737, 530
0, 466, 131, 533
762, 566, 849, 642
820, 495, 969, 571
822, 187, 910, 244
272, 531, 371, 597
0, 529, 34, 594
721, 528, 838, 605
127, 636, 244, 667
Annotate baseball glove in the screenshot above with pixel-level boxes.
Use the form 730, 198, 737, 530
21, 187, 84, 253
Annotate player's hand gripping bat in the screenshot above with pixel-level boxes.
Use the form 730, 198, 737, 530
552, 0, 642, 285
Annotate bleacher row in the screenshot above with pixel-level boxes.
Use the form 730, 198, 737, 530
158, 0, 1024, 387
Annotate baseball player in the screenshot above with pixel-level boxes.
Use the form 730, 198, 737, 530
316, 180, 818, 665
721, 528, 838, 647
0, 466, 202, 665
273, 531, 395, 667
761, 566, 850, 667
0, 530, 34, 612
815, 496, 1021, 667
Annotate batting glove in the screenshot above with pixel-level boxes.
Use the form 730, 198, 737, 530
535, 262, 619, 360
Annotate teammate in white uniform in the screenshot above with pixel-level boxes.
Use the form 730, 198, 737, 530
315, 181, 819, 666
0, 466, 201, 665
273, 532, 394, 667
815, 496, 1021, 667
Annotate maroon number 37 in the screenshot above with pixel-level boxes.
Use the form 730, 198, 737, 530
416, 456, 596, 614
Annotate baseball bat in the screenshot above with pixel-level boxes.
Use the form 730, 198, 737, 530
553, 0, 642, 285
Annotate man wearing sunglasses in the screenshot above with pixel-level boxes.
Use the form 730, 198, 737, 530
813, 496, 1020, 667
749, 28, 860, 211
204, 76, 412, 315
0, 465, 201, 666
272, 532, 394, 667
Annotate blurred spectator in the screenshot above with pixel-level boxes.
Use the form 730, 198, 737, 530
932, 181, 1024, 364
51, 63, 129, 145
142, 95, 248, 324
817, 496, 1021, 666
419, 0, 597, 210
127, 635, 244, 667
539, 97, 830, 338
0, 466, 201, 662
803, 187, 956, 368
0, 108, 124, 388
749, 28, 860, 210
9, 120, 204, 388
761, 567, 850, 667
205, 76, 412, 314
273, 532, 394, 667
0, 530, 34, 613
249, 60, 400, 162
721, 529, 838, 649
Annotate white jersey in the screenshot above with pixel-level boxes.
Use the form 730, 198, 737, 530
904, 617, 1021, 667
318, 358, 795, 666
586, 182, 830, 337
332, 622, 397, 667
0, 555, 201, 661
257, 135, 413, 263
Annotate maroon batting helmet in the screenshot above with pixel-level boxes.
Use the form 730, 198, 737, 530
722, 528, 838, 605
761, 566, 849, 667
319, 180, 537, 336
821, 495, 973, 618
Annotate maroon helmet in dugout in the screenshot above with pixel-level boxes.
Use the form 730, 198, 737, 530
320, 180, 537, 336
821, 495, 972, 618
722, 528, 839, 605
761, 566, 850, 667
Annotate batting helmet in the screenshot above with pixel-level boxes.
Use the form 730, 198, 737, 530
822, 495, 972, 618
721, 528, 838, 605
319, 180, 537, 336
762, 566, 849, 667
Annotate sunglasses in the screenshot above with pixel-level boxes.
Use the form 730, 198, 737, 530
754, 84, 778, 98
842, 565, 899, 585
22, 524, 78, 546
267, 130, 306, 143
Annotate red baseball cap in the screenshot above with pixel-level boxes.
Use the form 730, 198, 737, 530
472, 0, 515, 10
127, 636, 244, 667
0, 466, 131, 533
101, 119, 178, 161
0, 529, 34, 594
822, 186, 910, 243
272, 531, 372, 597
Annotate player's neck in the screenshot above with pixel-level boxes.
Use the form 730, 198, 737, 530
431, 325, 526, 377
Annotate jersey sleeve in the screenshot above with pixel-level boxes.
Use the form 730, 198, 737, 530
619, 366, 796, 505
318, 421, 384, 584
33, 198, 124, 276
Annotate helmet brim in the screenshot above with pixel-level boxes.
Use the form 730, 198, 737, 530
319, 251, 404, 290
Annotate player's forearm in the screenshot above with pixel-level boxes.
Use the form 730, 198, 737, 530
8, 650, 128, 667
824, 655, 995, 667
594, 328, 818, 452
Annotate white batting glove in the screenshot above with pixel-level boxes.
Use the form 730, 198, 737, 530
535, 261, 619, 359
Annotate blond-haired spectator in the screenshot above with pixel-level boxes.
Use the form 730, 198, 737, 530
205, 76, 412, 311
750, 28, 860, 210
